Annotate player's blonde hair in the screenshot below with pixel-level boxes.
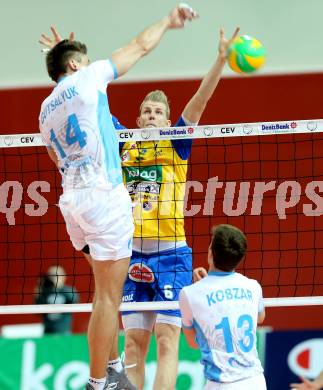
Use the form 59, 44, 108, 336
140, 90, 170, 119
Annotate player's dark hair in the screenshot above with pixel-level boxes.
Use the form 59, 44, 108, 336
210, 224, 247, 272
46, 39, 87, 82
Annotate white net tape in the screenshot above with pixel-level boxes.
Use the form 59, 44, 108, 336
1, 296, 323, 315
0, 119, 323, 147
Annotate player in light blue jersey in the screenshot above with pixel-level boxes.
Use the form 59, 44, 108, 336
39, 6, 198, 390
179, 224, 266, 390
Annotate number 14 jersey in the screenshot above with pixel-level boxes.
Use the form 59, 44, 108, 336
39, 60, 122, 190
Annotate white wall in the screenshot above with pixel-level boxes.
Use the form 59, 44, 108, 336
1, 0, 323, 87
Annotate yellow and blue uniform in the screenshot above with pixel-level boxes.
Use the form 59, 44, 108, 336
113, 116, 193, 317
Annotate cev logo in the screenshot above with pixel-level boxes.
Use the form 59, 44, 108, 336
287, 338, 323, 379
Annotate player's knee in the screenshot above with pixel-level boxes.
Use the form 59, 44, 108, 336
94, 292, 120, 309
156, 333, 179, 357
125, 331, 149, 362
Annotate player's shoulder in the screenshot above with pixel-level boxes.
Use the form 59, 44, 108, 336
181, 282, 196, 297
81, 59, 116, 79
174, 116, 186, 127
183, 276, 210, 296
40, 89, 54, 106
235, 272, 262, 289
39, 89, 55, 120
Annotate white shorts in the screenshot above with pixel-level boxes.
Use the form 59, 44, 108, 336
204, 374, 267, 390
59, 184, 134, 261
122, 312, 182, 332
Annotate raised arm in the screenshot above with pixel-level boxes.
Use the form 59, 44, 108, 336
39, 6, 198, 77
111, 5, 198, 77
39, 26, 74, 51
182, 27, 239, 123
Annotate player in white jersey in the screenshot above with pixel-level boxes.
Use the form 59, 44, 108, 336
179, 224, 267, 390
39, 6, 198, 390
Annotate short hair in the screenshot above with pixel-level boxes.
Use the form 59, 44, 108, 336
210, 224, 247, 272
46, 39, 87, 82
139, 90, 170, 119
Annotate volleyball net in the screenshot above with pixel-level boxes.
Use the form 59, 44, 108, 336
1, 119, 323, 314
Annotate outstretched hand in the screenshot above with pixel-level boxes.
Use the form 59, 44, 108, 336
290, 377, 322, 390
168, 3, 199, 29
218, 27, 240, 60
39, 26, 75, 51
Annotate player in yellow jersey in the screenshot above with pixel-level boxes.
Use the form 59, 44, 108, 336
112, 27, 240, 390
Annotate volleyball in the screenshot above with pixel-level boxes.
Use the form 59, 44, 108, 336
227, 35, 265, 74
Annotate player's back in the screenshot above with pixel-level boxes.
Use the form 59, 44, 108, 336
39, 60, 122, 190
182, 271, 264, 383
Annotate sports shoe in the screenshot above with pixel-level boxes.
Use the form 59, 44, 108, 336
85, 381, 108, 390
106, 365, 138, 390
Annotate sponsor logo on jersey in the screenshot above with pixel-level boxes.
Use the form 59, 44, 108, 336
127, 182, 160, 197
123, 165, 163, 183
129, 263, 155, 283
142, 201, 153, 211
122, 293, 134, 302
121, 151, 130, 162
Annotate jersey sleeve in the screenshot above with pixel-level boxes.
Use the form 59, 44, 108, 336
111, 115, 127, 155
39, 118, 51, 148
179, 288, 194, 329
171, 116, 194, 160
83, 59, 118, 92
112, 115, 126, 130
257, 283, 265, 313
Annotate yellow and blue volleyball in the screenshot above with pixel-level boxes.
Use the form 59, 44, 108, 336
227, 35, 266, 74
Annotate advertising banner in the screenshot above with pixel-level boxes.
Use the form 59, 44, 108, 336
0, 330, 267, 389
264, 330, 323, 390
0, 333, 204, 390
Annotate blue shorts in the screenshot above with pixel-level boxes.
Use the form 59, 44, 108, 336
122, 246, 192, 317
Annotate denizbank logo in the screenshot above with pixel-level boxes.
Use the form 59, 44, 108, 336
262, 122, 298, 132
124, 165, 163, 182
159, 127, 194, 137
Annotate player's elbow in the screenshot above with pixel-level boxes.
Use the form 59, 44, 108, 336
134, 38, 150, 58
